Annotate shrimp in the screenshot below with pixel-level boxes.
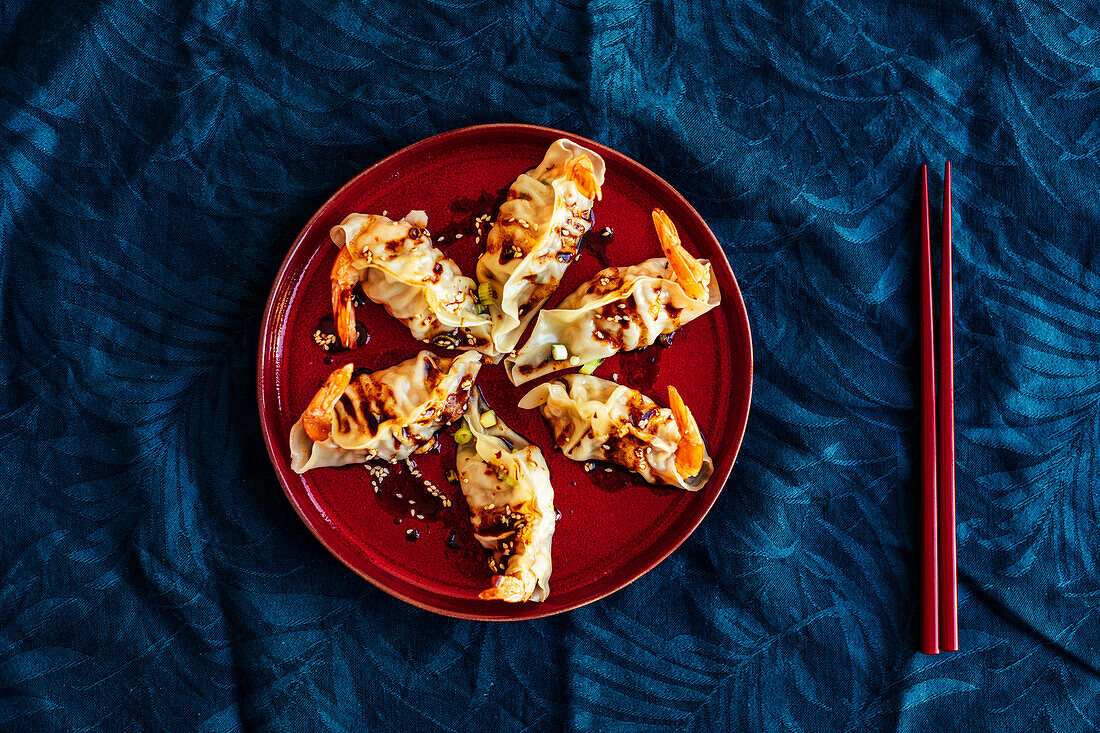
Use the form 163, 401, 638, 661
479, 568, 538, 603
652, 208, 708, 300
331, 246, 364, 348
302, 363, 354, 442
564, 154, 602, 202
667, 385, 705, 479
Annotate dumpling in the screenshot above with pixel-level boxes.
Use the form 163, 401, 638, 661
455, 394, 556, 602
476, 139, 605, 355
506, 209, 720, 385
290, 350, 482, 472
330, 210, 492, 351
519, 374, 713, 490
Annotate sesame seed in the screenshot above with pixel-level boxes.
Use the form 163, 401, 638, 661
312, 330, 339, 350
455, 233, 463, 239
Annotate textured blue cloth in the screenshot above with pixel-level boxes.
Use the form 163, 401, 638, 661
2, 1, 1099, 730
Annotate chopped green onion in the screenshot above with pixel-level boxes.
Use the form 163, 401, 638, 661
477, 282, 494, 306
550, 343, 568, 361
569, 355, 581, 366
495, 466, 518, 488
431, 333, 459, 349
579, 358, 603, 375
476, 304, 489, 315
479, 410, 497, 428
453, 427, 473, 444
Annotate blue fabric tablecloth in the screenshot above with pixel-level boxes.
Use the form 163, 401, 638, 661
3, 1, 1098, 730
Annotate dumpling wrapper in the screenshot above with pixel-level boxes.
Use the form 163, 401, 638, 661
456, 394, 555, 602
331, 211, 492, 351
505, 258, 720, 385
290, 350, 482, 472
519, 374, 713, 490
477, 139, 605, 355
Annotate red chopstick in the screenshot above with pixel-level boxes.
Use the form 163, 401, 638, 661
937, 162, 959, 651
919, 164, 940, 655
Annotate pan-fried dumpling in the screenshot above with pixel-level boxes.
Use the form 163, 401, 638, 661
330, 211, 492, 351
477, 139, 605, 355
455, 394, 555, 602
290, 350, 483, 472
519, 374, 713, 490
506, 209, 720, 385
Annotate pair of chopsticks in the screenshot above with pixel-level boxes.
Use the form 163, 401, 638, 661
919, 162, 958, 654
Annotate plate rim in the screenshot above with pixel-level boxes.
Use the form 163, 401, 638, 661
256, 122, 754, 621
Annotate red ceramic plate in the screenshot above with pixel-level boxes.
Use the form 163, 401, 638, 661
257, 124, 752, 620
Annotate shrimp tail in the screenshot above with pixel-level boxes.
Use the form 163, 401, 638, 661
478, 568, 538, 603
652, 208, 708, 300
565, 154, 602, 202
667, 385, 705, 479
331, 247, 359, 348
302, 363, 354, 443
